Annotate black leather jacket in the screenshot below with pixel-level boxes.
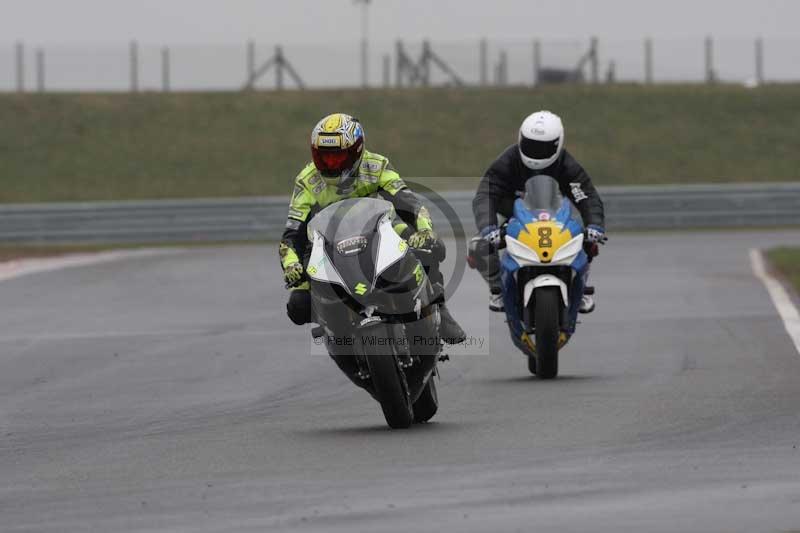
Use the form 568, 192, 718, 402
472, 145, 605, 231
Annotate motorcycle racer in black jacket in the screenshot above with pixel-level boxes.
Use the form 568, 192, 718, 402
471, 110, 607, 313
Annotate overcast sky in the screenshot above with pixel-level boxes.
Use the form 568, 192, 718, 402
2, 0, 798, 44
2, 0, 797, 89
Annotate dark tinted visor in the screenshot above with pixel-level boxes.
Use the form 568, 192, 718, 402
520, 137, 560, 160
319, 151, 349, 172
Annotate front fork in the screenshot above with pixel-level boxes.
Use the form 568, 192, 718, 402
503, 262, 588, 349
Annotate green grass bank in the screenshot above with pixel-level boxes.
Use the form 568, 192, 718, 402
1, 85, 798, 203
766, 247, 800, 295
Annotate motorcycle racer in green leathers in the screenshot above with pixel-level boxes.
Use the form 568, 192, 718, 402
280, 113, 465, 344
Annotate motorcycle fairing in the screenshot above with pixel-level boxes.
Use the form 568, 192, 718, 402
502, 265, 579, 352
318, 212, 408, 299
307, 231, 348, 292
505, 198, 587, 270
307, 198, 409, 298
372, 214, 409, 289
308, 198, 435, 323
500, 184, 589, 342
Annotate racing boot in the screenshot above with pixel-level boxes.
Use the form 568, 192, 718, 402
579, 286, 596, 314
438, 302, 466, 344
579, 295, 595, 313
489, 290, 504, 312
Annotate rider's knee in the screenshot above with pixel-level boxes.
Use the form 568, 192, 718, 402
426, 264, 444, 288
286, 289, 312, 325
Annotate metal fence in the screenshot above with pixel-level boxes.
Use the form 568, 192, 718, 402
2, 36, 796, 93
1, 184, 798, 245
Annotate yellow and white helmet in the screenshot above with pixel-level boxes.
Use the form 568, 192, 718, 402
310, 113, 365, 180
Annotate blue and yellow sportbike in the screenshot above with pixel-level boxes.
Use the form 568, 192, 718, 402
498, 175, 597, 378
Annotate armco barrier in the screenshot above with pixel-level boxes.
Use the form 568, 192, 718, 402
1, 183, 798, 244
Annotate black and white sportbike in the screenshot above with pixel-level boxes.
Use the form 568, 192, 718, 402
306, 198, 444, 429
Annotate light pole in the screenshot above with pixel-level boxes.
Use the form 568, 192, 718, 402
355, 0, 370, 88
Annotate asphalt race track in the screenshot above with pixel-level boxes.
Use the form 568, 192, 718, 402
2, 231, 800, 532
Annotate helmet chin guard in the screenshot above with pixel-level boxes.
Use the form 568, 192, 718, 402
518, 111, 564, 170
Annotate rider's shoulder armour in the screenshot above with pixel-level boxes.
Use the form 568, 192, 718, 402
294, 163, 320, 187
358, 151, 389, 183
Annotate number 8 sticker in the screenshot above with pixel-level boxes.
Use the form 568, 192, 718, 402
538, 227, 553, 248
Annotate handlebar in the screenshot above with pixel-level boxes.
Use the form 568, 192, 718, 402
498, 224, 508, 250
473, 223, 604, 261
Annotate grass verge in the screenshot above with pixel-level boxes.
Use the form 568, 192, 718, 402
766, 247, 800, 294
1, 84, 799, 203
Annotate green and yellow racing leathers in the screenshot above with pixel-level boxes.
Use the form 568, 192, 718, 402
279, 150, 432, 287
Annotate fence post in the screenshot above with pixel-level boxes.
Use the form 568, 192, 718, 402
15, 42, 24, 93
247, 40, 256, 85
590, 36, 599, 83
382, 54, 390, 88
395, 41, 403, 88
360, 21, 368, 88
533, 40, 541, 86
36, 48, 45, 92
479, 39, 488, 86
704, 35, 714, 83
644, 38, 653, 84
755, 37, 764, 84
495, 51, 508, 86
357, 0, 370, 88
162, 47, 170, 92
360, 38, 368, 88
275, 46, 284, 90
606, 60, 616, 84
421, 41, 431, 87
130, 40, 139, 92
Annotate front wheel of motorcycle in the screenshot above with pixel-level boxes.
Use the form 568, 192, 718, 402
527, 353, 537, 375
365, 337, 414, 429
534, 286, 560, 379
412, 377, 438, 423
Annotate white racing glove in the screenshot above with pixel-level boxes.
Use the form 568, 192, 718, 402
586, 225, 608, 245
480, 225, 502, 248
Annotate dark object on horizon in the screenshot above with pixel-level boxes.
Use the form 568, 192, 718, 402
537, 68, 585, 84
535, 37, 597, 85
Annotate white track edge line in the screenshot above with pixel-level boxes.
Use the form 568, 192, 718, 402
750, 248, 800, 355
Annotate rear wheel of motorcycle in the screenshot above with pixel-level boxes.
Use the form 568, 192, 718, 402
366, 347, 414, 429
534, 287, 560, 379
412, 377, 438, 423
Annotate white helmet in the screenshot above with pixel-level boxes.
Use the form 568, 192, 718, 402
518, 111, 564, 170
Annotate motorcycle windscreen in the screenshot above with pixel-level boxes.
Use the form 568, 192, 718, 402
522, 175, 563, 213
308, 197, 401, 296
308, 197, 394, 244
